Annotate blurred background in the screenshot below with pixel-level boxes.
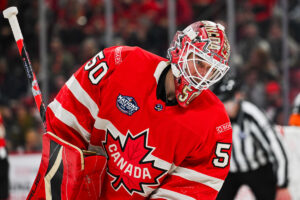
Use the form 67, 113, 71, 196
0, 0, 299, 153
0, 0, 299, 199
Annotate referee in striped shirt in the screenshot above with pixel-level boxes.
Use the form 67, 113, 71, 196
214, 79, 291, 200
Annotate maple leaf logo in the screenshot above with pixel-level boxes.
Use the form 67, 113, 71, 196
103, 129, 166, 195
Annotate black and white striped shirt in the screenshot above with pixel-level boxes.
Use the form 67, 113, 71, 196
229, 101, 289, 187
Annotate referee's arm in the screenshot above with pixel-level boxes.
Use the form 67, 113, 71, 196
264, 122, 289, 187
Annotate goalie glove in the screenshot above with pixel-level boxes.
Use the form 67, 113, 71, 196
27, 132, 107, 200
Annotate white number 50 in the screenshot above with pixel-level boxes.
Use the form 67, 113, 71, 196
213, 143, 231, 168
84, 51, 108, 85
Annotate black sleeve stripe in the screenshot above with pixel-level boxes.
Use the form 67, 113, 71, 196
243, 102, 289, 187
247, 113, 279, 167
272, 127, 289, 187
244, 113, 271, 144
231, 143, 241, 172
249, 129, 269, 165
240, 119, 252, 170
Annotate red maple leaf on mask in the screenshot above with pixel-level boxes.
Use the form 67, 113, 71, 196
103, 129, 166, 194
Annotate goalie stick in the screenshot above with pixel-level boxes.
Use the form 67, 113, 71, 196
3, 8, 106, 200
3, 7, 98, 157
3, 7, 47, 128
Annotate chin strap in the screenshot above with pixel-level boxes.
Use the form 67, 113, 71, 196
171, 63, 181, 78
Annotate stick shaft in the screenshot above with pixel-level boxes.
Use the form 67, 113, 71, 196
3, 7, 47, 128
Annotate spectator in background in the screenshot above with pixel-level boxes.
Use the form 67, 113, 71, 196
49, 74, 67, 102
191, 0, 225, 21
79, 37, 99, 64
237, 21, 267, 64
242, 44, 278, 108
55, 0, 86, 55
248, 0, 276, 38
214, 78, 291, 200
241, 67, 266, 109
5, 43, 28, 100
3, 103, 39, 152
23, 0, 39, 58
49, 37, 76, 79
24, 129, 42, 152
289, 93, 300, 126
83, 1, 106, 47
267, 21, 299, 69
0, 58, 9, 105
0, 113, 9, 200
265, 81, 284, 125
289, 0, 300, 43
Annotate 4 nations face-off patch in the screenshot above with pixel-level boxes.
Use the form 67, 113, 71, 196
103, 129, 166, 195
116, 94, 139, 116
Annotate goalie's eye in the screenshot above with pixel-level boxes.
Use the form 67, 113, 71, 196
197, 60, 210, 69
195, 60, 201, 65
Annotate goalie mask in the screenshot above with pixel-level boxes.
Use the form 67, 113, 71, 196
167, 21, 230, 107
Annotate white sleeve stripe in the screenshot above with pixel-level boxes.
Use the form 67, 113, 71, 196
48, 99, 90, 142
232, 125, 248, 172
94, 117, 126, 144
172, 166, 224, 191
244, 120, 259, 170
243, 101, 267, 126
244, 101, 288, 186
153, 61, 169, 83
144, 154, 173, 172
264, 127, 288, 186
150, 188, 196, 200
66, 75, 99, 119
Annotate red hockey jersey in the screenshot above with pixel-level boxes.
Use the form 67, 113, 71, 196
46, 46, 232, 200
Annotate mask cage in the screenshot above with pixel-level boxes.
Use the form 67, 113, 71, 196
177, 42, 229, 90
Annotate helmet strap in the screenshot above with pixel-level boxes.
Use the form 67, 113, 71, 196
171, 63, 181, 78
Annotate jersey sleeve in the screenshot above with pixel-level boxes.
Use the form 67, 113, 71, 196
46, 46, 131, 149
150, 109, 232, 200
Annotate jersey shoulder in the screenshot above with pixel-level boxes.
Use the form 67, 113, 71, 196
103, 46, 167, 67
193, 89, 229, 120
175, 89, 231, 140
102, 46, 169, 90
206, 90, 232, 138
201, 89, 231, 129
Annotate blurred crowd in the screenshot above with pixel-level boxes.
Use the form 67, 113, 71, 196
0, 0, 299, 152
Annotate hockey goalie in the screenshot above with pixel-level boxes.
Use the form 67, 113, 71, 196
27, 20, 232, 200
